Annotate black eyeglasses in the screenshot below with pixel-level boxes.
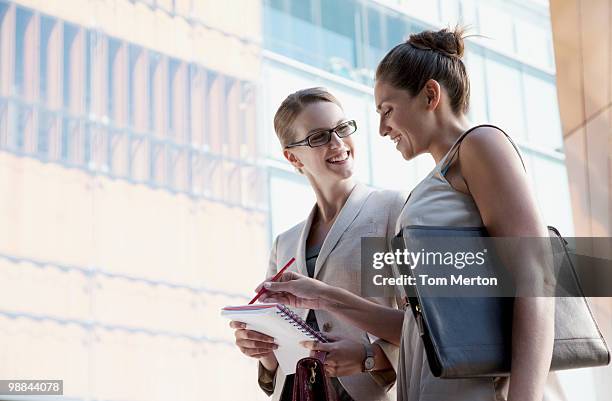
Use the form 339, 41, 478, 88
285, 120, 357, 149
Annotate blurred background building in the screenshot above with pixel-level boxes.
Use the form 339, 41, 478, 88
0, 0, 608, 400
549, 0, 612, 400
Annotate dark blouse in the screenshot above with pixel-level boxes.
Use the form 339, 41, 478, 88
279, 244, 354, 401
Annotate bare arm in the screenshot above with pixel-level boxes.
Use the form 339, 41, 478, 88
261, 273, 404, 346
459, 127, 554, 401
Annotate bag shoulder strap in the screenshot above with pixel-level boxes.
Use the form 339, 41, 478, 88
440, 124, 526, 176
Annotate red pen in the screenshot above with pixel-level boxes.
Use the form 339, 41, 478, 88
248, 257, 296, 304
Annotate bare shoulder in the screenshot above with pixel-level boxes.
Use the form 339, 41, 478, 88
459, 125, 524, 173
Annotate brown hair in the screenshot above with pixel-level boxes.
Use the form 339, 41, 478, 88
376, 26, 470, 114
273, 87, 343, 148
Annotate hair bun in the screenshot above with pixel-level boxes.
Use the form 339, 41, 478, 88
407, 27, 466, 59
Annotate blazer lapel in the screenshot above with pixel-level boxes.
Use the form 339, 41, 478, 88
295, 204, 317, 276
313, 183, 372, 279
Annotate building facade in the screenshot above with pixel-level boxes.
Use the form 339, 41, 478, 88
0, 0, 593, 400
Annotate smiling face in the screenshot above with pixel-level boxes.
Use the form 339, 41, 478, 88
283, 101, 355, 184
374, 80, 433, 161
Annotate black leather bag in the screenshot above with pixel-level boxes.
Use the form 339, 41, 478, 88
394, 224, 610, 378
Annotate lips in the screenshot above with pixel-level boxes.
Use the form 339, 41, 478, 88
326, 150, 350, 164
391, 135, 401, 145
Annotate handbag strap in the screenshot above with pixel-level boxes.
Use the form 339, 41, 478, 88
313, 350, 326, 362
440, 124, 526, 177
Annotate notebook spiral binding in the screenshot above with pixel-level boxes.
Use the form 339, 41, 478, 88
276, 305, 327, 343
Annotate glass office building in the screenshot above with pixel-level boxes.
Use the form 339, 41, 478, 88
263, 0, 573, 239
0, 1, 581, 400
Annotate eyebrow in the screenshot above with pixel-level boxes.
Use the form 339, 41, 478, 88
306, 118, 347, 135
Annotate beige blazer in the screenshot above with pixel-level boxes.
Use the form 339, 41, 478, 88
257, 183, 407, 401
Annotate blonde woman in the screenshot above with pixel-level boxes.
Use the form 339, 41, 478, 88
230, 88, 406, 401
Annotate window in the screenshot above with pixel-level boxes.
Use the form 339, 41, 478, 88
87, 30, 104, 117
90, 124, 110, 172
515, 19, 552, 69
369, 106, 415, 191
261, 61, 322, 160
464, 50, 488, 124
131, 135, 149, 182
485, 56, 526, 141
364, 7, 385, 73
225, 78, 241, 159
84, 31, 94, 114
289, 0, 320, 67
168, 58, 188, 143
206, 72, 224, 154
107, 38, 124, 123
189, 65, 205, 149
459, 0, 479, 33
14, 8, 33, 97
327, 85, 371, 183
241, 81, 257, 159
0, 99, 8, 148
14, 102, 33, 152
0, 3, 263, 205
148, 51, 161, 133
150, 139, 165, 185
190, 152, 205, 195
263, 0, 292, 57
63, 23, 79, 110
0, 4, 9, 96
320, 0, 357, 74
110, 129, 128, 177
269, 171, 314, 238
40, 16, 56, 105
60, 116, 80, 162
37, 110, 55, 157
522, 72, 563, 151
404, 0, 440, 25
386, 13, 411, 47
289, 0, 313, 24
128, 45, 145, 130
530, 154, 574, 236
478, 4, 515, 54
167, 145, 189, 192
439, 0, 461, 26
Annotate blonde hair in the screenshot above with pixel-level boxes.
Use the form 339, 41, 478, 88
273, 87, 343, 148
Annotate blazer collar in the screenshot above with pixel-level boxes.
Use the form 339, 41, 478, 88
296, 183, 371, 279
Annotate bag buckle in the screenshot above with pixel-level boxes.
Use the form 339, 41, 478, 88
309, 363, 317, 384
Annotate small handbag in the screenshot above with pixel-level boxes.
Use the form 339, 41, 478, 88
292, 351, 336, 401
394, 224, 611, 378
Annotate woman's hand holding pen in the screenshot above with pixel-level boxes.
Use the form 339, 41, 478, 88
257, 271, 330, 310
229, 321, 279, 372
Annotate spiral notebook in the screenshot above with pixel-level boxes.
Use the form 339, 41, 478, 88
221, 303, 327, 374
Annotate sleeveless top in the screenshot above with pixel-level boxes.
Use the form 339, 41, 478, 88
393, 124, 567, 401
394, 125, 516, 401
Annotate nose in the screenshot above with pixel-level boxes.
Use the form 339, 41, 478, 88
379, 115, 390, 137
328, 131, 344, 148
